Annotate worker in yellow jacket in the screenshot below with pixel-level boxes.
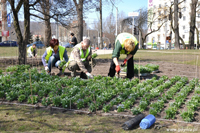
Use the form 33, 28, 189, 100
27, 44, 37, 58
108, 32, 138, 79
42, 39, 68, 75
66, 38, 93, 79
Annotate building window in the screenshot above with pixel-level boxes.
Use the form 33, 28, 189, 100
183, 7, 186, 11
198, 14, 200, 18
198, 23, 200, 28
159, 11, 161, 15
158, 35, 160, 41
183, 26, 185, 29
158, 19, 161, 24
159, 4, 161, 8
183, 35, 185, 39
183, 16, 186, 21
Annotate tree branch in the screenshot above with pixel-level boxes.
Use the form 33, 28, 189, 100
16, 0, 24, 13
29, 0, 41, 7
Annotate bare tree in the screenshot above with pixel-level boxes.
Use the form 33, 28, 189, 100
174, 0, 180, 49
126, 7, 167, 49
30, 0, 76, 46
72, 0, 101, 43
7, 0, 28, 64
195, 2, 200, 48
40, 0, 51, 46
189, 0, 198, 48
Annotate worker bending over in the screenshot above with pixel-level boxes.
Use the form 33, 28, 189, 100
108, 32, 138, 79
67, 38, 94, 79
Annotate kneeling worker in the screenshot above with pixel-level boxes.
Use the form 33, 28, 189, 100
66, 38, 93, 79
27, 44, 37, 58
108, 32, 138, 79
42, 38, 68, 75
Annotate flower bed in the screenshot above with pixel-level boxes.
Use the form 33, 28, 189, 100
0, 65, 200, 122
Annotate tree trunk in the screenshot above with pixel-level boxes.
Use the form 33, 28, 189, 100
44, 18, 51, 47
77, 7, 83, 43
22, 0, 30, 65
9, 0, 24, 64
174, 0, 180, 50
43, 0, 51, 47
74, 0, 83, 43
195, 26, 199, 49
189, 0, 198, 48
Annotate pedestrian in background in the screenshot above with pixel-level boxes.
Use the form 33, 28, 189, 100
108, 32, 138, 79
42, 39, 68, 75
69, 33, 77, 47
27, 44, 37, 58
108, 43, 111, 49
66, 38, 94, 79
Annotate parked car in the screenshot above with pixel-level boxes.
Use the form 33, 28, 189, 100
27, 41, 45, 49
0, 41, 18, 47
63, 43, 73, 48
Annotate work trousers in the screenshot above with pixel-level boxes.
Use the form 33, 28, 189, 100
67, 60, 91, 79
48, 56, 62, 72
108, 56, 134, 79
28, 50, 36, 58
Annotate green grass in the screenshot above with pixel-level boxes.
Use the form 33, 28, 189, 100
0, 47, 73, 57
0, 105, 199, 133
1, 47, 200, 66
97, 49, 200, 66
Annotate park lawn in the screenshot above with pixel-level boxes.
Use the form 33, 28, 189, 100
0, 47, 73, 57
1, 47, 200, 66
0, 105, 199, 133
97, 50, 200, 66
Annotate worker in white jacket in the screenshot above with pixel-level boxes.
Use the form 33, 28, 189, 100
27, 44, 37, 58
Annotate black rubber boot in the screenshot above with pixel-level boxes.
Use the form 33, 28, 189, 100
80, 72, 88, 79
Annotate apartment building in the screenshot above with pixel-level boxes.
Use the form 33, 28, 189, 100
147, 0, 198, 49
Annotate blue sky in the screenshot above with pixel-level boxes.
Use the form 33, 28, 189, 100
85, 0, 148, 25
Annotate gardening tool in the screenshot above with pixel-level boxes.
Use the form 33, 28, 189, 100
117, 71, 120, 78
115, 71, 127, 78
121, 63, 126, 67
115, 71, 120, 78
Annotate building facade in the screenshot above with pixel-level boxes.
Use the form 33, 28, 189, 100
147, 0, 198, 49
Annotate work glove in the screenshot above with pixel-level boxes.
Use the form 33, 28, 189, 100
86, 72, 93, 79
115, 65, 120, 73
45, 66, 49, 72
121, 59, 127, 67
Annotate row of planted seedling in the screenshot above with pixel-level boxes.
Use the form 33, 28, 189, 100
131, 76, 185, 115
123, 64, 159, 74
0, 65, 199, 122
164, 78, 197, 119
180, 81, 200, 122
149, 76, 188, 116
